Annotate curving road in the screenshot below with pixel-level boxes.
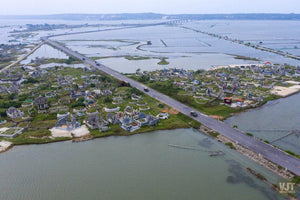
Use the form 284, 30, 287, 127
42, 36, 300, 177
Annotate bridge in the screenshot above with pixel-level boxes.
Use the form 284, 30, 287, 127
40, 26, 300, 176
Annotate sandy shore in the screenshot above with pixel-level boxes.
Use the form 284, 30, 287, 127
50, 125, 90, 138
0, 141, 13, 153
271, 85, 300, 97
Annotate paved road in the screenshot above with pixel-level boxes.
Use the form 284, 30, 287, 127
46, 22, 166, 39
42, 36, 300, 177
0, 42, 44, 73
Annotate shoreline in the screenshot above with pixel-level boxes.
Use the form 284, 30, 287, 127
199, 124, 299, 180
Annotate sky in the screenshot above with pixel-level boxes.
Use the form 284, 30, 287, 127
0, 0, 299, 15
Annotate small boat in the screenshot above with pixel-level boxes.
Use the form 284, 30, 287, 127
209, 151, 225, 157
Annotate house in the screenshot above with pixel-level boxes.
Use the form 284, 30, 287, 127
156, 111, 169, 119
8, 83, 19, 94
236, 99, 244, 106
120, 115, 141, 132
100, 89, 112, 96
35, 96, 49, 111
131, 94, 142, 100
144, 114, 160, 126
70, 89, 85, 98
56, 114, 81, 130
104, 107, 120, 113
29, 70, 41, 78
224, 97, 232, 105
112, 96, 123, 104
106, 113, 119, 125
0, 85, 7, 93
85, 112, 100, 129
124, 106, 139, 117
6, 107, 24, 119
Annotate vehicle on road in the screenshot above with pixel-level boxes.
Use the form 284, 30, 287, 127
190, 111, 198, 117
144, 87, 149, 92
82, 57, 86, 61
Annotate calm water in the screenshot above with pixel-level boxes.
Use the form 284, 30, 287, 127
51, 22, 300, 73
225, 92, 300, 155
187, 20, 300, 57
20, 44, 68, 64
0, 129, 287, 200
3, 20, 300, 72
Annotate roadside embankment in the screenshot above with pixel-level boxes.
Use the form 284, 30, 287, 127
200, 125, 294, 179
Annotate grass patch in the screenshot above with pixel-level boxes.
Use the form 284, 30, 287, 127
234, 55, 260, 61
291, 176, 300, 184
8, 129, 69, 145
158, 58, 169, 65
246, 132, 254, 137
125, 56, 151, 60
285, 150, 300, 159
208, 131, 219, 138
225, 142, 236, 150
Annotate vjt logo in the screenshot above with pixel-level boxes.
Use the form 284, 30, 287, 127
278, 180, 296, 194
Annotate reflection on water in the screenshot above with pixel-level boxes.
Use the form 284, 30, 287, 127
226, 160, 280, 200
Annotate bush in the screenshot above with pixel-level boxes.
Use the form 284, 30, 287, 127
285, 150, 300, 159
0, 101, 22, 108
225, 142, 236, 150
104, 96, 112, 103
129, 87, 143, 95
70, 101, 85, 108
246, 132, 254, 137
158, 103, 165, 108
291, 176, 300, 184
39, 85, 48, 90
208, 132, 219, 138
23, 77, 39, 84
138, 75, 149, 83
9, 93, 16, 100
0, 111, 7, 117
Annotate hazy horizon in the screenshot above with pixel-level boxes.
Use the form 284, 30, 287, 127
0, 0, 299, 15
1, 12, 300, 16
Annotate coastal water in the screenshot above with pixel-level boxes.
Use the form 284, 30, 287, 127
0, 129, 287, 200
52, 21, 300, 71
225, 92, 300, 155
2, 19, 300, 72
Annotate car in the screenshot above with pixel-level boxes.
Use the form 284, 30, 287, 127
144, 87, 149, 92
190, 111, 198, 117
82, 57, 86, 61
